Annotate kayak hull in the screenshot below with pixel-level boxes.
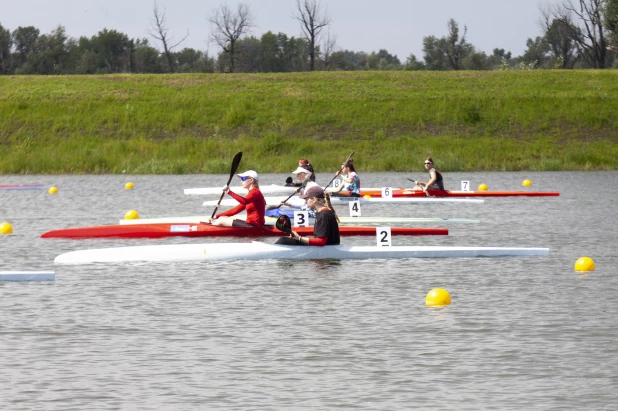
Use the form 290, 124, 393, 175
0, 184, 44, 190
118, 214, 480, 226
41, 223, 448, 239
55, 242, 550, 264
0, 271, 55, 281
352, 189, 560, 198
186, 185, 559, 197
203, 196, 484, 207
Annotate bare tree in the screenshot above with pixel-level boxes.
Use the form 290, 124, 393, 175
540, 5, 577, 68
605, 0, 618, 50
209, 3, 254, 73
149, 1, 189, 73
292, 0, 332, 71
321, 28, 337, 70
551, 0, 608, 68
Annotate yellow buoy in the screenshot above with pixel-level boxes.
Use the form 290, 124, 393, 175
522, 179, 532, 187
478, 183, 488, 191
0, 222, 13, 235
124, 210, 139, 220
426, 288, 451, 306
125, 182, 134, 190
574, 257, 595, 272
363, 194, 371, 199
48, 186, 58, 194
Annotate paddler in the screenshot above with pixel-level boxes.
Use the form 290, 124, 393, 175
279, 166, 319, 209
275, 186, 340, 246
209, 170, 266, 227
334, 158, 361, 197
413, 157, 444, 192
298, 159, 316, 182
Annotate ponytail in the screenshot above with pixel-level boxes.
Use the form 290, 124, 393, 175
325, 193, 340, 223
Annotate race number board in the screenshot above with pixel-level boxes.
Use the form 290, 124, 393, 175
293, 211, 310, 227
376, 226, 392, 247
348, 201, 361, 217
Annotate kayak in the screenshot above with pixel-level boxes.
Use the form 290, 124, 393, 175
0, 184, 44, 190
343, 189, 561, 198
203, 196, 484, 207
185, 185, 559, 197
118, 214, 480, 226
186, 184, 306, 195
41, 223, 448, 239
0, 271, 55, 281
54, 242, 550, 264
264, 208, 479, 224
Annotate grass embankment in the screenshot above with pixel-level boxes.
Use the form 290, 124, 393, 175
1, 71, 617, 173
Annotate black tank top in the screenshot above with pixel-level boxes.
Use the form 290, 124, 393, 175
429, 168, 444, 190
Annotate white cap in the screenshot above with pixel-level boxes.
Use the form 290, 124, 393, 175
291, 166, 312, 176
237, 170, 259, 181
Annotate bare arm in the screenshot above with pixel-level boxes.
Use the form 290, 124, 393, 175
423, 171, 437, 192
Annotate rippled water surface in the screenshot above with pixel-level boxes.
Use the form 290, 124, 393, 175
1, 172, 617, 410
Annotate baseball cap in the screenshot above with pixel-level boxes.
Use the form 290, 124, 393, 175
291, 166, 312, 176
299, 186, 324, 199
237, 170, 259, 181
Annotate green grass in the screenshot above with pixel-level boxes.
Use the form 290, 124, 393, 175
1, 71, 617, 173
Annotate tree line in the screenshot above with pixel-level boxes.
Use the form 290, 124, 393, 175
1, 0, 617, 75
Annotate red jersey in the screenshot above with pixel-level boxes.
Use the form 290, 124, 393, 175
216, 187, 266, 227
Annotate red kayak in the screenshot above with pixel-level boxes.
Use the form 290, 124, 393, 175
0, 184, 44, 190
41, 223, 448, 239
342, 189, 560, 198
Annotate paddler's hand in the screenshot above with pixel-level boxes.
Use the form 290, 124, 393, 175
290, 230, 301, 240
222, 185, 229, 193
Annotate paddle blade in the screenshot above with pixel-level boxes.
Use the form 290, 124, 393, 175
229, 152, 243, 180
275, 215, 292, 233
211, 151, 243, 219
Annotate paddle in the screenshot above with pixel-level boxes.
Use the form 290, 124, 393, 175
274, 214, 292, 234
271, 173, 312, 210
210, 151, 243, 219
407, 177, 431, 197
323, 151, 355, 191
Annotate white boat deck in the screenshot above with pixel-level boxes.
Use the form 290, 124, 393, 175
55, 242, 549, 264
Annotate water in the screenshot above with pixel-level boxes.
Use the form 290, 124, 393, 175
1, 172, 617, 410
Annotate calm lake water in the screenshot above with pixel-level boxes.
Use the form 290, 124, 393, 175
1, 172, 617, 410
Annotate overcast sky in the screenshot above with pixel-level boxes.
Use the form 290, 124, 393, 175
3, 0, 550, 60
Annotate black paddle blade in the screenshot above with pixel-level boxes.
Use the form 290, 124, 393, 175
229, 152, 243, 179
275, 215, 292, 233
211, 151, 243, 219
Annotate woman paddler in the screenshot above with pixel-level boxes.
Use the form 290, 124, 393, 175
275, 186, 340, 246
209, 170, 266, 227
334, 158, 361, 197
298, 159, 316, 182
279, 165, 319, 210
413, 157, 444, 192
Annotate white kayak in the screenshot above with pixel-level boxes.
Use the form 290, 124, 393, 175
186, 184, 348, 196
54, 242, 549, 264
119, 216, 480, 226
0, 271, 55, 281
203, 196, 484, 207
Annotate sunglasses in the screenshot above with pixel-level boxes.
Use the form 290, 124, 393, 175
424, 162, 432, 165
240, 176, 251, 181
